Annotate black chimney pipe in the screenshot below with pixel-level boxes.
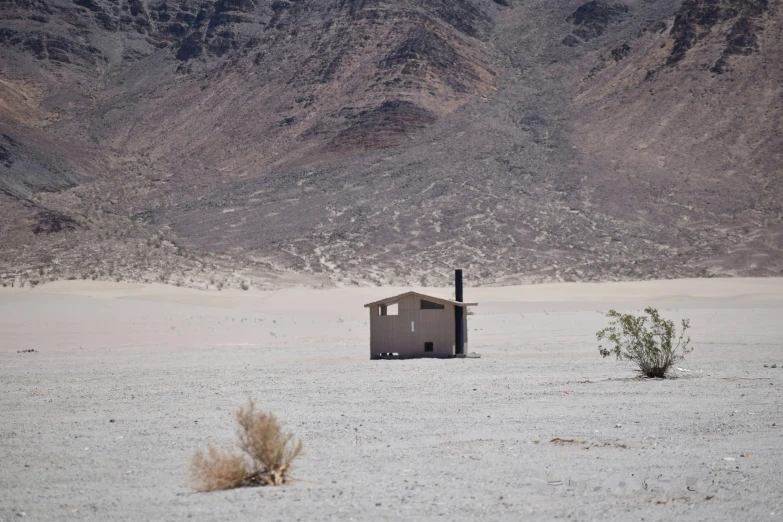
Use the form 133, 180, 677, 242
454, 269, 464, 356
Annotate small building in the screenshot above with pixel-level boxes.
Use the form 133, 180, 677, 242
364, 270, 477, 359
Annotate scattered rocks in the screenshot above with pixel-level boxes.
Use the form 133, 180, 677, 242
17, 349, 37, 353
551, 437, 585, 445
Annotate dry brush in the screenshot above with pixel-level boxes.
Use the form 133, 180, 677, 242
191, 399, 303, 492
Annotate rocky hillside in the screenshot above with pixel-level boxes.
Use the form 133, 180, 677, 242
1, 0, 781, 288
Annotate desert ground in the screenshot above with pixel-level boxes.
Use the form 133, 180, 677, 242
1, 278, 782, 521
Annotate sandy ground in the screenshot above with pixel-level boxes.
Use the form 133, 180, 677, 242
1, 278, 782, 521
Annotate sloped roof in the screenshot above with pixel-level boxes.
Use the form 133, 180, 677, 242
364, 291, 477, 308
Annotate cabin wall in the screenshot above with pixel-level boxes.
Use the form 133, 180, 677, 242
369, 296, 456, 358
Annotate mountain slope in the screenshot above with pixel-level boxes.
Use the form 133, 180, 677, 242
1, 0, 781, 287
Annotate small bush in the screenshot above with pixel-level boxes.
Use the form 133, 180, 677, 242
240, 281, 249, 291
597, 307, 691, 378
190, 399, 303, 492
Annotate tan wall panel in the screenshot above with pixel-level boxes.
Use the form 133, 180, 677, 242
398, 295, 418, 313
369, 299, 461, 358
412, 306, 455, 356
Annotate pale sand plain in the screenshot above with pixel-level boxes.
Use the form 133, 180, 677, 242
1, 278, 782, 521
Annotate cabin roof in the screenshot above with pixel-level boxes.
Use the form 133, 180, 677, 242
363, 291, 477, 308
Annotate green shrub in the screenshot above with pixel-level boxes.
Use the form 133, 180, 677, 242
597, 307, 691, 378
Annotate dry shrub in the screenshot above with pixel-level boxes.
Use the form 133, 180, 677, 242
190, 399, 303, 492
191, 446, 247, 491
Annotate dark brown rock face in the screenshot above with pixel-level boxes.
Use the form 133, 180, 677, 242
567, 0, 630, 42
667, 0, 769, 70
328, 101, 437, 152
32, 210, 81, 234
